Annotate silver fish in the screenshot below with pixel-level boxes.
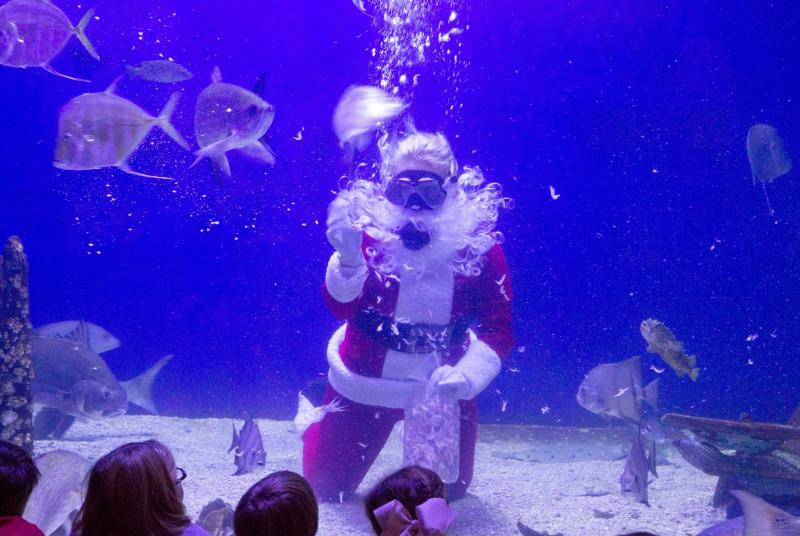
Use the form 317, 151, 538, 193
0, 0, 98, 81
620, 431, 653, 506
193, 66, 275, 177
54, 79, 189, 180
229, 412, 266, 476
332, 85, 407, 149
126, 59, 193, 83
577, 356, 661, 434
23, 450, 90, 536
731, 489, 800, 535
747, 124, 792, 185
35, 319, 120, 354
31, 325, 171, 437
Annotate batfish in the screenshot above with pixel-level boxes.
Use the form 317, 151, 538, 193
229, 412, 266, 476
620, 430, 654, 506
0, 0, 98, 81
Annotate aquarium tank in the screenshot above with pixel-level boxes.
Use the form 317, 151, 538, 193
1, 1, 799, 535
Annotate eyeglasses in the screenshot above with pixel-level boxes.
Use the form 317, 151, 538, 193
175, 467, 187, 484
385, 169, 448, 209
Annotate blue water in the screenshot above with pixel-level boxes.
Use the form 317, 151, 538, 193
1, 0, 799, 427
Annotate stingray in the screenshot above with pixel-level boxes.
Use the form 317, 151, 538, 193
746, 123, 792, 216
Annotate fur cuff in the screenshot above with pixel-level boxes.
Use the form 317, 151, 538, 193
327, 325, 424, 409
454, 339, 502, 399
325, 252, 367, 303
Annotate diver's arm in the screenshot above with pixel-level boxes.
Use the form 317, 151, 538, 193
322, 193, 368, 314
431, 244, 514, 400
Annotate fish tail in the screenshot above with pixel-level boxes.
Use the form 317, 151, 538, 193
156, 93, 190, 150
193, 137, 233, 177
120, 355, 173, 414
689, 367, 700, 382
75, 9, 100, 61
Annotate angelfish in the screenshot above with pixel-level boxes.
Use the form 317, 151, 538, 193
619, 430, 655, 506
0, 0, 99, 81
292, 392, 346, 436
53, 79, 189, 180
229, 412, 266, 476
192, 66, 276, 177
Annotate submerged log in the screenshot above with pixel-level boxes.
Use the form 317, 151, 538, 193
0, 236, 33, 453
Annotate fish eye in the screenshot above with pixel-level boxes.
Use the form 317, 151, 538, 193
247, 104, 258, 116
103, 390, 111, 400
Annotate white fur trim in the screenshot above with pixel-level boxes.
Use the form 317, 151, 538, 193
327, 324, 424, 409
454, 339, 502, 399
325, 252, 367, 303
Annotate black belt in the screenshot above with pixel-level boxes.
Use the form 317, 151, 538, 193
355, 308, 469, 355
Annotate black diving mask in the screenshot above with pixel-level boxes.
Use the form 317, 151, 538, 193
385, 169, 448, 210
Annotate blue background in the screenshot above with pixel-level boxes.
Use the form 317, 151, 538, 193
1, 0, 798, 425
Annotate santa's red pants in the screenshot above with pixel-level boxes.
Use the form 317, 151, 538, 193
302, 385, 477, 502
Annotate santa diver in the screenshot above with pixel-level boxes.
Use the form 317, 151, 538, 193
303, 92, 514, 501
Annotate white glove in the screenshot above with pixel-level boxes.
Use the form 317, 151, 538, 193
428, 365, 471, 400
326, 196, 363, 267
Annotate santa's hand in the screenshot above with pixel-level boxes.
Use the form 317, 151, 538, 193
326, 197, 363, 266
428, 365, 471, 400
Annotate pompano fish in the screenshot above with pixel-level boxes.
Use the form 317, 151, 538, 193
23, 450, 90, 536
31, 329, 172, 438
126, 59, 193, 83
332, 85, 407, 149
35, 319, 120, 353
193, 66, 276, 177
0, 0, 98, 81
54, 79, 190, 180
576, 356, 662, 438
640, 318, 699, 381
292, 392, 346, 436
229, 412, 266, 475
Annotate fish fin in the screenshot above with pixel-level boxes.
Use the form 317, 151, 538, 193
252, 72, 267, 97
117, 162, 174, 181
689, 367, 700, 382
55, 319, 92, 347
228, 422, 239, 453
238, 140, 275, 165
646, 343, 656, 353
642, 378, 659, 409
125, 64, 138, 78
121, 354, 173, 414
648, 438, 658, 477
32, 384, 74, 414
155, 92, 190, 150
211, 66, 222, 83
194, 135, 234, 177
41, 63, 89, 82
104, 75, 124, 94
74, 9, 99, 61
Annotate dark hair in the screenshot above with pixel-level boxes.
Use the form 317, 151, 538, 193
364, 465, 447, 535
617, 532, 660, 536
0, 441, 40, 516
234, 470, 318, 536
72, 440, 190, 536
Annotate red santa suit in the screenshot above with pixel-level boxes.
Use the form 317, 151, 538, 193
303, 230, 514, 501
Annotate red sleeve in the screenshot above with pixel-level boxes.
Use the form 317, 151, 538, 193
475, 244, 515, 359
322, 277, 366, 321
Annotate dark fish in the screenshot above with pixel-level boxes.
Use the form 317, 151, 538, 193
229, 412, 266, 475
23, 450, 90, 535
620, 430, 653, 506
731, 489, 800, 535
31, 321, 171, 437
193, 67, 276, 177
516, 521, 563, 536
577, 356, 662, 438
0, 0, 98, 81
54, 79, 189, 180
640, 318, 699, 381
126, 59, 193, 83
696, 517, 744, 536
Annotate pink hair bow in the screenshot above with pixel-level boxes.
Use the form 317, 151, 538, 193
373, 497, 457, 536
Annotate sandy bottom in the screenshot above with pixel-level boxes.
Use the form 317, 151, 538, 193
34, 415, 724, 536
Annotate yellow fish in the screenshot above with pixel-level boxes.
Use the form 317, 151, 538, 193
640, 318, 699, 381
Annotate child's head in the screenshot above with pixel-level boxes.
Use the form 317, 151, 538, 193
234, 470, 318, 536
0, 441, 40, 516
364, 465, 448, 535
72, 440, 189, 536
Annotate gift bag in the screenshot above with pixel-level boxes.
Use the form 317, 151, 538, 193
403, 388, 460, 483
